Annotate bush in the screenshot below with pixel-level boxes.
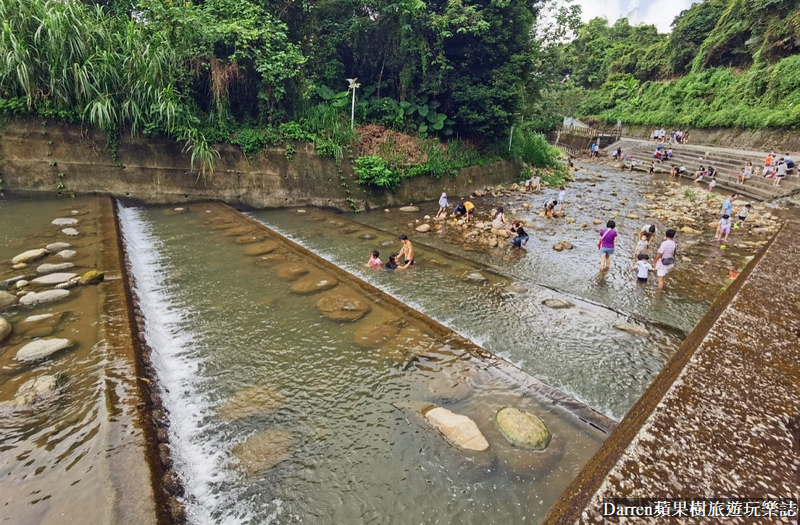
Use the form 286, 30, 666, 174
353, 156, 401, 190
511, 130, 560, 168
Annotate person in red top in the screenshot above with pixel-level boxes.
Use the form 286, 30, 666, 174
598, 220, 618, 271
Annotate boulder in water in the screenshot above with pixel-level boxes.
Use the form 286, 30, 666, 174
0, 317, 11, 343
12, 249, 49, 265
360, 233, 376, 240
464, 272, 486, 282
232, 430, 293, 478
52, 218, 78, 226
62, 228, 80, 236
10, 374, 61, 406
56, 250, 77, 259
428, 371, 471, 402
0, 291, 19, 311
291, 277, 339, 294
0, 275, 30, 290
542, 298, 574, 309
316, 291, 371, 322
19, 289, 70, 306
14, 338, 73, 361
680, 226, 702, 235
80, 270, 104, 285
552, 241, 574, 251
244, 242, 279, 256
423, 406, 489, 451
46, 242, 71, 252
31, 273, 78, 285
615, 323, 650, 336
217, 386, 286, 420
399, 206, 419, 212
37, 262, 75, 274
494, 407, 551, 450
416, 224, 431, 233
276, 265, 310, 280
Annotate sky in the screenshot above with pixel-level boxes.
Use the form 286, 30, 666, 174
574, 0, 698, 33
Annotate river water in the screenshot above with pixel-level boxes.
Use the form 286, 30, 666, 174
0, 197, 152, 524
118, 202, 606, 525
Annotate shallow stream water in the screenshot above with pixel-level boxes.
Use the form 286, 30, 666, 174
118, 202, 606, 525
0, 197, 147, 524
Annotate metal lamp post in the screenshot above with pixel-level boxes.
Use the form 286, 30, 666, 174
346, 78, 360, 130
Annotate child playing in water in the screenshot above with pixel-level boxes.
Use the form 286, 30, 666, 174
365, 250, 382, 268
716, 214, 732, 242
736, 203, 751, 227
633, 254, 652, 284
385, 254, 398, 270
634, 232, 651, 260
435, 192, 448, 220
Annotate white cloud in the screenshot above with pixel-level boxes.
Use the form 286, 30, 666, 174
573, 0, 697, 33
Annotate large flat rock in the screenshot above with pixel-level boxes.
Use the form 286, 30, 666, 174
424, 406, 489, 451
19, 289, 70, 306
12, 249, 49, 264
494, 407, 551, 450
14, 338, 73, 361
32, 272, 78, 285
37, 262, 75, 274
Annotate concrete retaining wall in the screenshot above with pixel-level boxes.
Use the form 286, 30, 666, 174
0, 117, 520, 210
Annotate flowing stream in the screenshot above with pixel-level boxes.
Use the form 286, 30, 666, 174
118, 202, 606, 525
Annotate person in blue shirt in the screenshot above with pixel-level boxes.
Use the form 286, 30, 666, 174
721, 194, 737, 218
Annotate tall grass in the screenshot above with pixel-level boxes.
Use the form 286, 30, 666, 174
0, 0, 218, 176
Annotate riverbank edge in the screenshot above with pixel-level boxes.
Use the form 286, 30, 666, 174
112, 198, 188, 524
540, 220, 786, 524
0, 117, 520, 211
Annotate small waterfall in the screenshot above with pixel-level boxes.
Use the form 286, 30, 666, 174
117, 204, 250, 524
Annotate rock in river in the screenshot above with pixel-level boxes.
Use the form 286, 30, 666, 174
19, 289, 70, 306
276, 265, 310, 280
423, 406, 489, 452
232, 430, 293, 479
494, 407, 551, 450
56, 250, 77, 259
217, 385, 286, 420
542, 298, 574, 309
290, 277, 339, 294
52, 218, 78, 226
46, 242, 71, 252
0, 317, 11, 342
62, 228, 80, 236
12, 249, 49, 265
14, 338, 73, 361
614, 323, 650, 336
399, 206, 420, 212
79, 270, 104, 285
0, 291, 19, 311
244, 242, 279, 256
10, 374, 61, 406
416, 223, 431, 233
316, 291, 371, 321
31, 273, 78, 285
37, 262, 75, 274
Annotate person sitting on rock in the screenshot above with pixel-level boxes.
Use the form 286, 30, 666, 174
510, 221, 529, 248
491, 206, 508, 230
525, 176, 541, 192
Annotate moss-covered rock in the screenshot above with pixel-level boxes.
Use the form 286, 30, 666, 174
80, 270, 105, 285
494, 407, 551, 450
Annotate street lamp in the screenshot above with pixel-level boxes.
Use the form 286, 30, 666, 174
346, 78, 360, 130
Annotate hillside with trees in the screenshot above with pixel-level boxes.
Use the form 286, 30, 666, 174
557, 0, 800, 130
0, 0, 571, 183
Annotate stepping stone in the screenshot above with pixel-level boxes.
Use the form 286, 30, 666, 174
542, 298, 575, 309
232, 430, 292, 479
56, 250, 77, 259
0, 317, 11, 342
14, 338, 73, 361
52, 218, 78, 226
399, 206, 420, 212
79, 271, 104, 285
10, 374, 61, 406
46, 242, 71, 251
244, 242, 279, 256
614, 323, 650, 336
19, 289, 70, 306
12, 249, 49, 264
315, 291, 371, 322
290, 277, 338, 294
276, 265, 309, 280
217, 386, 286, 421
0, 275, 29, 290
62, 228, 80, 236
37, 263, 75, 274
0, 291, 19, 310
494, 407, 551, 450
31, 273, 78, 285
423, 406, 489, 451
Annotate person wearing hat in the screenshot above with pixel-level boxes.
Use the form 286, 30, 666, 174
435, 192, 448, 219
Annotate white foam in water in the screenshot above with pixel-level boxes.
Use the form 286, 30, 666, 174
118, 204, 252, 525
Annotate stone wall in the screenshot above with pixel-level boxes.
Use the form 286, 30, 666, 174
0, 117, 520, 210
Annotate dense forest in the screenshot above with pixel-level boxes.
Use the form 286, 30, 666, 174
0, 0, 574, 185
557, 0, 800, 129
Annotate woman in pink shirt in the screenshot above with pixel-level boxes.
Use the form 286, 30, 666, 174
598, 220, 618, 271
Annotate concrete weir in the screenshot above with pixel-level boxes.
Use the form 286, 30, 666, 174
543, 221, 800, 524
